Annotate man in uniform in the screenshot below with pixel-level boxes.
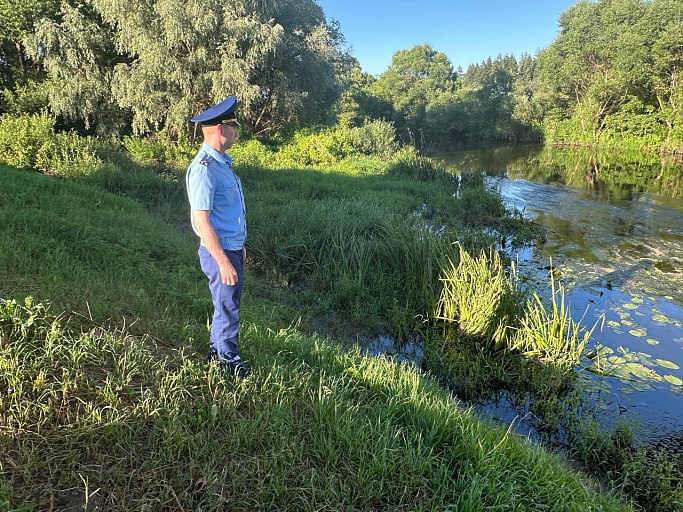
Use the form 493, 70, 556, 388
186, 96, 249, 377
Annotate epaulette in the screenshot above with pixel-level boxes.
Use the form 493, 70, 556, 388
199, 153, 214, 166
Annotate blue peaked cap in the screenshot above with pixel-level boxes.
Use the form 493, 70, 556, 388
191, 96, 240, 126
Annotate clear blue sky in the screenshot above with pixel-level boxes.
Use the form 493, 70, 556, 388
317, 0, 577, 76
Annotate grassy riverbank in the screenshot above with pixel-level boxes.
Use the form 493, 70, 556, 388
0, 156, 634, 510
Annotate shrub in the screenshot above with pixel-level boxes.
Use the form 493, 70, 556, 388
344, 119, 398, 159
387, 147, 453, 182
230, 138, 274, 167
275, 128, 349, 167
123, 136, 168, 167
0, 113, 100, 177
0, 112, 55, 169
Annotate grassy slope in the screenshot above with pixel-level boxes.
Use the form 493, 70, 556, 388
0, 165, 631, 511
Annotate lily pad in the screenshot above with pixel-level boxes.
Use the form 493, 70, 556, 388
646, 338, 660, 346
625, 362, 660, 381
629, 328, 647, 337
623, 303, 639, 310
620, 381, 654, 393
652, 314, 669, 323
621, 319, 634, 327
664, 375, 683, 386
596, 345, 614, 356
631, 297, 644, 304
607, 320, 621, 329
655, 359, 680, 370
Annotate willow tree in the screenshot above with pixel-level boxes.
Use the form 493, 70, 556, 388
243, 0, 353, 133
0, 0, 59, 112
26, 0, 349, 136
26, 2, 123, 134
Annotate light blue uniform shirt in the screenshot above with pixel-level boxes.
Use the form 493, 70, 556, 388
186, 142, 246, 250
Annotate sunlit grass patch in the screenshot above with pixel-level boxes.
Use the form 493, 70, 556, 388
510, 273, 601, 367
436, 246, 525, 351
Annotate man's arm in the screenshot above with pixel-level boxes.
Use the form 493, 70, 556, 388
192, 210, 239, 285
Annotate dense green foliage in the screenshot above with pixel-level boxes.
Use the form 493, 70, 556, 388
2, 0, 681, 150
4, 0, 352, 136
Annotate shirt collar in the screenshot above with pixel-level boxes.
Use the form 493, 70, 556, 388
201, 142, 231, 166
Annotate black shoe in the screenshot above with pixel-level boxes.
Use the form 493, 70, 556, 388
220, 359, 250, 378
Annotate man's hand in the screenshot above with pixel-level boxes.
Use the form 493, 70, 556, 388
219, 259, 238, 286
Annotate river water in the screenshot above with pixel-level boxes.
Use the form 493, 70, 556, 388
437, 146, 683, 447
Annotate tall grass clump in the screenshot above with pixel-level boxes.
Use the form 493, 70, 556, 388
436, 246, 526, 351
509, 272, 601, 367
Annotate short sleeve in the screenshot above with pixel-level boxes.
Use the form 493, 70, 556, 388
186, 162, 216, 211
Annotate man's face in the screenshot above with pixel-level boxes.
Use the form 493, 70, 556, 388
220, 123, 239, 149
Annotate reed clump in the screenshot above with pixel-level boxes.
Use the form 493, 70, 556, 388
509, 274, 601, 367
435, 248, 595, 366
436, 246, 525, 351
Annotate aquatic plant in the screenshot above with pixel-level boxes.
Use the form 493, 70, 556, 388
509, 270, 601, 367
435, 246, 525, 351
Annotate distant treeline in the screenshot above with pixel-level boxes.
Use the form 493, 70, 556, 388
1, 0, 681, 151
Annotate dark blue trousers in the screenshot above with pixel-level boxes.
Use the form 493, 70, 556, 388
198, 245, 244, 362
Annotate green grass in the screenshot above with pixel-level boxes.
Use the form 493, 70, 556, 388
0, 165, 206, 344
0, 161, 633, 510
1, 296, 631, 511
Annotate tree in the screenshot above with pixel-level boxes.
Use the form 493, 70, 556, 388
371, 44, 457, 145
24, 0, 351, 136
645, 0, 683, 145
336, 66, 394, 128
243, 1, 353, 133
26, 2, 124, 134
534, 0, 683, 141
0, 0, 59, 112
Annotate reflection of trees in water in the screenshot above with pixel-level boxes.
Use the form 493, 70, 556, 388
440, 145, 683, 199
529, 147, 683, 199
